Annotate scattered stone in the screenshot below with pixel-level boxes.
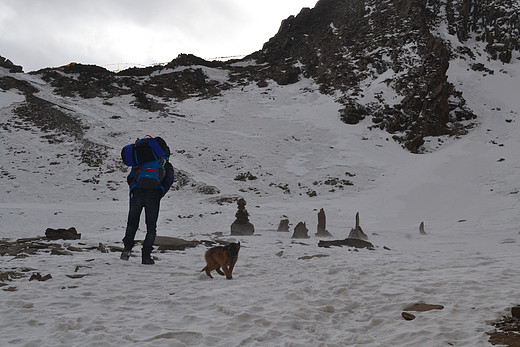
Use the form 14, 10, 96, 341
154, 236, 199, 251
230, 198, 255, 236
29, 273, 52, 282
500, 239, 516, 244
74, 265, 91, 273
3, 286, 17, 292
66, 274, 89, 279
318, 238, 374, 249
404, 303, 444, 312
67, 246, 83, 252
488, 313, 520, 346
0, 270, 28, 282
1, 237, 54, 256
316, 208, 333, 237
50, 248, 73, 256
347, 212, 368, 240
108, 245, 124, 252
402, 312, 416, 321
292, 222, 310, 239
275, 251, 283, 257
277, 218, 290, 232
98, 243, 108, 253
45, 227, 81, 240
298, 254, 329, 260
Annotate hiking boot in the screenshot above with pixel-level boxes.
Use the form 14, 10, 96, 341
120, 250, 131, 261
142, 256, 155, 265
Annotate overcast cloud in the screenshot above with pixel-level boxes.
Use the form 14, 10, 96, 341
0, 0, 317, 71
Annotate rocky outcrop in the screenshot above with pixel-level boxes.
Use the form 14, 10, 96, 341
36, 55, 231, 103
250, 0, 519, 152
0, 56, 23, 73
3, 1, 519, 154
45, 227, 81, 240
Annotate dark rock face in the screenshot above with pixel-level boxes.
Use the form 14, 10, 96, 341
251, 0, 519, 152
0, 56, 23, 73
35, 55, 231, 104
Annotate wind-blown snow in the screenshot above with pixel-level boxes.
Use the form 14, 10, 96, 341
1, 51, 519, 346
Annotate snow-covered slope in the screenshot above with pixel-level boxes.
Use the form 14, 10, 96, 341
1, 43, 520, 346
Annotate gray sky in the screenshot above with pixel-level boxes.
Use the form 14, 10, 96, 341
0, 0, 317, 72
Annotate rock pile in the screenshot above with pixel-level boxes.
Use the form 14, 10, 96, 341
230, 198, 255, 236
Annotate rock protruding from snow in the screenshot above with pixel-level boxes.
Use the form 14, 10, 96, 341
419, 221, 427, 235
0, 55, 23, 73
347, 212, 368, 240
45, 227, 81, 240
318, 238, 374, 249
277, 218, 290, 232
315, 208, 333, 237
292, 222, 310, 239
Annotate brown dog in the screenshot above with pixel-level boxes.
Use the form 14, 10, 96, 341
201, 242, 240, 279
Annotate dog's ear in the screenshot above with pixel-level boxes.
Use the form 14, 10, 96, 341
237, 242, 240, 249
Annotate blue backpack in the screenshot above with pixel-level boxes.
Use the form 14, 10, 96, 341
121, 136, 170, 191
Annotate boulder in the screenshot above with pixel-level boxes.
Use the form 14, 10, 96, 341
154, 236, 199, 251
318, 238, 374, 249
45, 227, 81, 240
402, 312, 416, 321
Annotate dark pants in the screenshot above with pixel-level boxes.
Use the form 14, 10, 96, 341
123, 188, 162, 255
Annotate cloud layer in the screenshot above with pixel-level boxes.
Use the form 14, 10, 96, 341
1, 0, 317, 71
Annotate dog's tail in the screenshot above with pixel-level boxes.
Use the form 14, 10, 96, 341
200, 266, 206, 272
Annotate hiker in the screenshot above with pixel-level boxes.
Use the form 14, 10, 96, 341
120, 136, 174, 264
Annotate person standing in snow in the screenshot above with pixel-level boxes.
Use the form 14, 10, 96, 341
120, 137, 175, 265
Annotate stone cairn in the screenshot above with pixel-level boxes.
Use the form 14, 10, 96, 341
347, 212, 368, 240
315, 208, 333, 237
292, 222, 310, 239
230, 198, 255, 236
277, 218, 290, 232
419, 221, 427, 235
